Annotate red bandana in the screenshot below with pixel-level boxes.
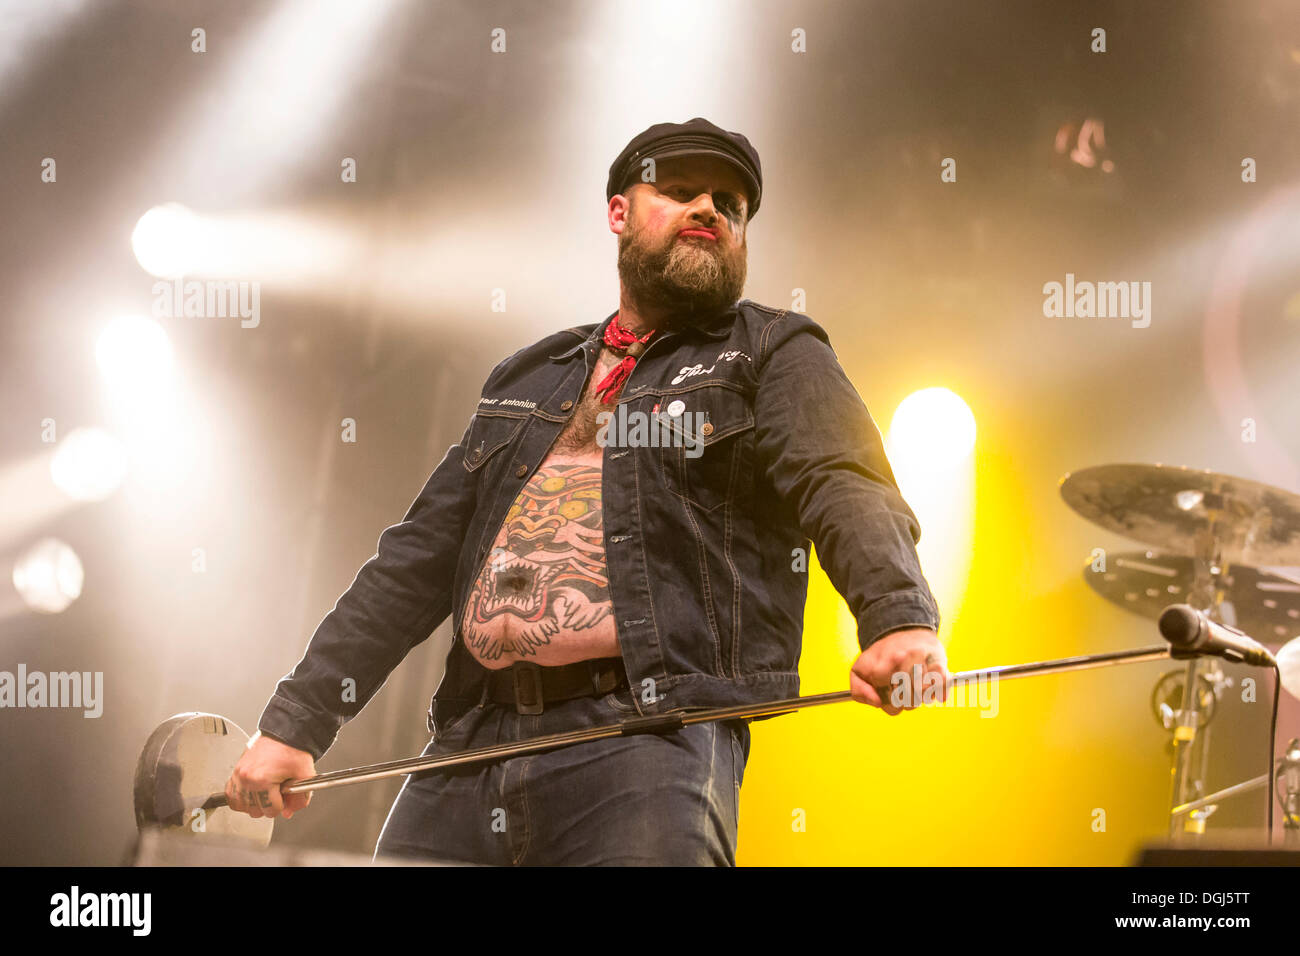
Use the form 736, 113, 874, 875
594, 313, 655, 404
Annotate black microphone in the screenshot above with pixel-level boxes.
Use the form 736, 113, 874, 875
1158, 604, 1277, 667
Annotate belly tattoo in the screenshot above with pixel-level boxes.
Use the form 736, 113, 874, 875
461, 462, 617, 665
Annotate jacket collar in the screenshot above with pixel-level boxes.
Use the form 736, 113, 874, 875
548, 301, 738, 361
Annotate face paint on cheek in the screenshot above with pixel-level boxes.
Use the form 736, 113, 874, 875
731, 218, 746, 246
721, 206, 745, 241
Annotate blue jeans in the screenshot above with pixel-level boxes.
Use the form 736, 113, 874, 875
374, 685, 751, 866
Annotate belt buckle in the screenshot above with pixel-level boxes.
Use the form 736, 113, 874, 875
512, 661, 544, 716
590, 659, 620, 695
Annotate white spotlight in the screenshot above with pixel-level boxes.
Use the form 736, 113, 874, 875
95, 315, 175, 400
50, 427, 128, 502
886, 387, 977, 631
12, 537, 85, 614
887, 387, 977, 469
132, 203, 201, 278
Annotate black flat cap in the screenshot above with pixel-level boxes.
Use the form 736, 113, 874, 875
606, 117, 762, 220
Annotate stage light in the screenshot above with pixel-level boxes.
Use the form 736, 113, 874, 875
95, 315, 174, 401
11, 537, 85, 614
49, 427, 128, 502
94, 316, 209, 497
151, 1, 402, 202
886, 387, 977, 641
887, 387, 977, 468
131, 203, 201, 278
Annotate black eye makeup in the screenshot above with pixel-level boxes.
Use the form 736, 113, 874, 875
663, 184, 741, 212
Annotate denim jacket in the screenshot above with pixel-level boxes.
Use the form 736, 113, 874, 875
258, 299, 940, 759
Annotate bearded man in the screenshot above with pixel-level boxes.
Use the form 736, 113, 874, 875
225, 117, 946, 866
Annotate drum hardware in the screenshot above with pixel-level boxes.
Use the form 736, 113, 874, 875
1062, 462, 1300, 841
1151, 661, 1225, 819
1170, 773, 1269, 818
1163, 741, 1300, 844
1278, 738, 1300, 845
1183, 806, 1216, 834
1084, 550, 1300, 642
1151, 664, 1224, 735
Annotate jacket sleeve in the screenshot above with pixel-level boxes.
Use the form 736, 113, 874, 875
256, 415, 479, 760
752, 310, 941, 651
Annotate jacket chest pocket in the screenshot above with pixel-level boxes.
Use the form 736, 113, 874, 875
655, 383, 755, 514
462, 411, 528, 479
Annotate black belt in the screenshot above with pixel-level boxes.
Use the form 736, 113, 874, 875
485, 658, 628, 716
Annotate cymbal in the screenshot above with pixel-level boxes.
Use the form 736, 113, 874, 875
1060, 463, 1300, 565
1084, 550, 1300, 642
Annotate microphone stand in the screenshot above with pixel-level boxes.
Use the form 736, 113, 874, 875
1166, 541, 1229, 840
200, 644, 1175, 808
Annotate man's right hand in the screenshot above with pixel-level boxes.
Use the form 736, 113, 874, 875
225, 731, 316, 820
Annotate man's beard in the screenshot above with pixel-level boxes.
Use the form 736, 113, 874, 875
617, 213, 747, 330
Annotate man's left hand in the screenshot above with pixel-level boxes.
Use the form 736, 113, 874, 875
850, 627, 949, 716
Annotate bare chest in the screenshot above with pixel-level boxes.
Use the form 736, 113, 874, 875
552, 347, 626, 457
